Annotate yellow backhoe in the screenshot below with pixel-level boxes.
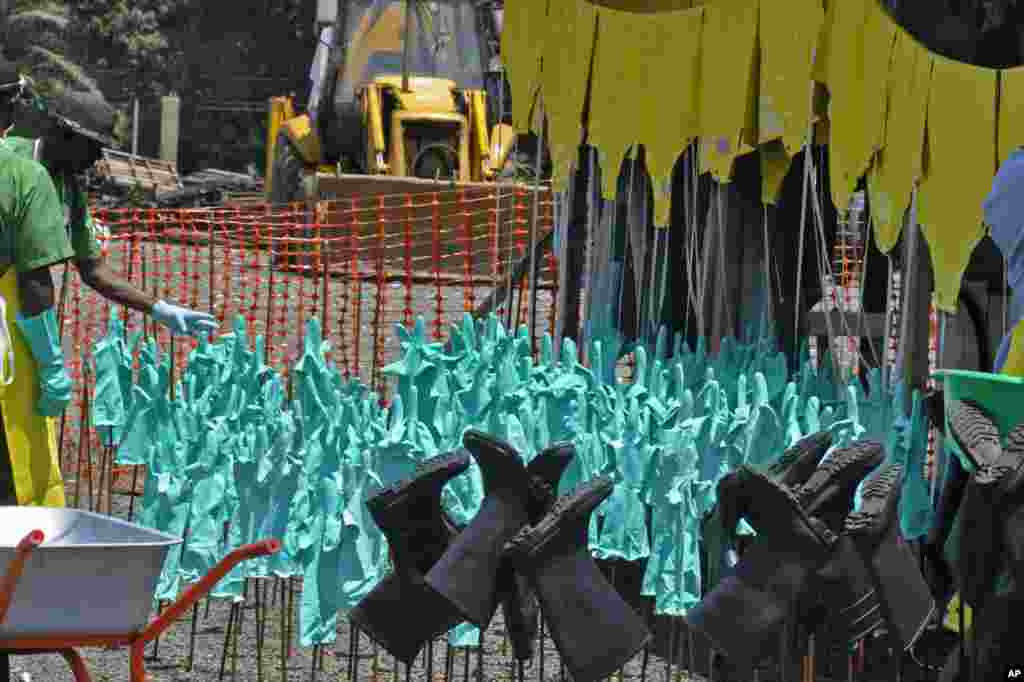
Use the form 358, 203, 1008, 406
265, 0, 539, 204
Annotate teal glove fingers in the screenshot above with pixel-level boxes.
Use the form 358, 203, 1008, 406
152, 300, 219, 337
16, 308, 71, 416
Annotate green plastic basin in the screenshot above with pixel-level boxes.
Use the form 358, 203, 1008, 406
932, 369, 1024, 471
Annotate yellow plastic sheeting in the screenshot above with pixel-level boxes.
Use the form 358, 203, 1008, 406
1000, 321, 1024, 377
865, 31, 933, 254
503, 0, 546, 132
999, 66, 1024, 165
811, 0, 835, 85
589, 5, 703, 224
0, 268, 65, 507
826, 0, 895, 214
758, 0, 823, 154
542, 0, 597, 192
918, 56, 996, 313
698, 0, 758, 183
583, 0, 697, 9
943, 592, 973, 634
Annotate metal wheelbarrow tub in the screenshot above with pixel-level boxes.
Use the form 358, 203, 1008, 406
0, 507, 181, 637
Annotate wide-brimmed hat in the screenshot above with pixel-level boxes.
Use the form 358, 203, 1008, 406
42, 88, 120, 149
0, 63, 29, 102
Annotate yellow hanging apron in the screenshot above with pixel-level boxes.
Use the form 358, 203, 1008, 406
0, 268, 65, 507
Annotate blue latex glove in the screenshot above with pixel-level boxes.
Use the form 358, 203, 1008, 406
152, 300, 218, 337
15, 308, 72, 416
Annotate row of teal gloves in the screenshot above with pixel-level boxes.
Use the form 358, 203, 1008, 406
16, 299, 216, 417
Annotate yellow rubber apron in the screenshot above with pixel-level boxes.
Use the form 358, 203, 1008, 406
0, 267, 65, 506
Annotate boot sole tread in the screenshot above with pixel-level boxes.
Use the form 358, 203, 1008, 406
797, 441, 884, 509
769, 431, 832, 482
948, 399, 1001, 469
843, 463, 903, 535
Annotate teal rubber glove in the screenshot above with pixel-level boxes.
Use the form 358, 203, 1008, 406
152, 300, 218, 337
16, 308, 72, 416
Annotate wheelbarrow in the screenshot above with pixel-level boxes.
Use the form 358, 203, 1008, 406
0, 507, 280, 681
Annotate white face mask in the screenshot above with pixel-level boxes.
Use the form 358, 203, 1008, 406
0, 295, 14, 389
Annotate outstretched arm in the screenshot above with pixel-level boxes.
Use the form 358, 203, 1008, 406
75, 256, 218, 337
75, 256, 156, 315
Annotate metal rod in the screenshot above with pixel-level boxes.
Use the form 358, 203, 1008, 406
287, 577, 295, 658
640, 640, 649, 682
445, 641, 454, 682
281, 581, 289, 682
312, 645, 321, 682
526, 102, 546, 353
150, 599, 166, 661
665, 618, 676, 682
256, 579, 265, 682
219, 602, 236, 682
463, 642, 471, 682
187, 601, 199, 671
539, 618, 546, 682
127, 464, 141, 521
232, 599, 243, 680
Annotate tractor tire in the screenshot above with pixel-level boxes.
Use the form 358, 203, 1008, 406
498, 132, 551, 182
270, 130, 306, 206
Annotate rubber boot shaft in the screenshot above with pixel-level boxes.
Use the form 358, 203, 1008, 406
348, 572, 464, 664
348, 451, 472, 663
499, 441, 576, 661
507, 476, 650, 682
846, 464, 936, 652
425, 430, 532, 628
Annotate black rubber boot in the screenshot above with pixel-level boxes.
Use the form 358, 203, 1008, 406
992, 423, 1024, 595
686, 441, 884, 667
953, 420, 1024, 611
948, 399, 1002, 470
846, 463, 936, 653
705, 431, 833, 592
367, 450, 472, 579
499, 442, 576, 662
718, 430, 834, 544
505, 476, 651, 682
425, 430, 533, 629
348, 451, 471, 664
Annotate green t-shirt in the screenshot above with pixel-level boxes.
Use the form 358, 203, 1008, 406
0, 142, 73, 274
2, 136, 103, 262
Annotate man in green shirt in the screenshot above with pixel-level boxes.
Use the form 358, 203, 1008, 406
9, 89, 219, 334
0, 70, 77, 511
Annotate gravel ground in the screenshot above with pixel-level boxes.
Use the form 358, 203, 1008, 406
6, 482, 702, 682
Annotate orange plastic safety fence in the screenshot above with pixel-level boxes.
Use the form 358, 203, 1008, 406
57, 190, 557, 503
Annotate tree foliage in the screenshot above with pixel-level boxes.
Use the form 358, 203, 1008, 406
70, 0, 315, 99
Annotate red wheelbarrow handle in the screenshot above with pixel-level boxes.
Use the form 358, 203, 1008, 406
129, 539, 280, 682
136, 538, 281, 646
0, 530, 44, 626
